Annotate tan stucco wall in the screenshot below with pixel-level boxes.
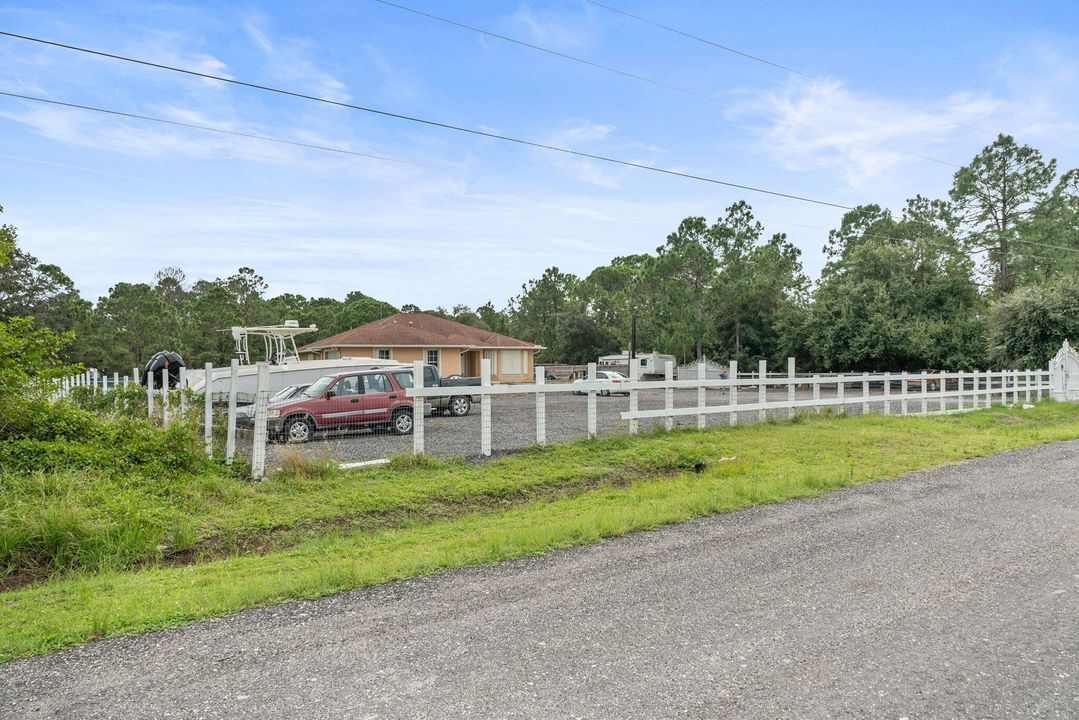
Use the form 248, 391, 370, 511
302, 346, 535, 382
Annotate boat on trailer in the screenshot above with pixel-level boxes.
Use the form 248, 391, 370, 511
184, 321, 403, 404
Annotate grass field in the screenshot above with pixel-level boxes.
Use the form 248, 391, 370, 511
2, 402, 1079, 662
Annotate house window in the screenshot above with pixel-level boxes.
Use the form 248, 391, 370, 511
426, 349, 439, 367
376, 348, 391, 360
499, 349, 522, 375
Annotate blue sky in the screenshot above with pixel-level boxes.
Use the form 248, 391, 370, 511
2, 0, 1078, 310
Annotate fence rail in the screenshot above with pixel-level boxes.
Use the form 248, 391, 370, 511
49, 345, 1076, 476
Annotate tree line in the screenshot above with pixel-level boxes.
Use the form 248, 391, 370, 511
2, 134, 1077, 375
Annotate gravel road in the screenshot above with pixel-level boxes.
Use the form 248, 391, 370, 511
3, 440, 1077, 719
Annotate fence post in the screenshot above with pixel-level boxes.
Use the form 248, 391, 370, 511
133, 367, 140, 386
664, 360, 674, 432
757, 360, 767, 422
179, 366, 188, 418
628, 359, 639, 435
696, 360, 706, 430
226, 359, 239, 465
862, 371, 870, 415
203, 362, 213, 457
957, 372, 965, 412
1025, 369, 1031, 404
535, 366, 547, 445
837, 373, 845, 414
787, 357, 796, 420
920, 374, 928, 415
883, 372, 891, 415
1011, 370, 1019, 406
112, 372, 119, 393
250, 362, 270, 480
587, 362, 598, 438
939, 372, 946, 413
161, 368, 170, 427
480, 358, 492, 456
101, 372, 107, 394
901, 371, 909, 415
147, 370, 155, 419
812, 373, 820, 413
92, 369, 98, 395
728, 360, 739, 426
413, 360, 425, 455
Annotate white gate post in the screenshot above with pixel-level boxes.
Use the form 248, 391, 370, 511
112, 372, 119, 393
939, 373, 946, 413
161, 368, 169, 427
696, 360, 706, 430
587, 362, 598, 438
812, 373, 821, 413
664, 360, 674, 432
1011, 370, 1019, 406
957, 372, 965, 412
179, 366, 188, 418
787, 357, 796, 420
920, 374, 928, 415
901, 371, 909, 415
883, 372, 891, 415
250, 362, 270, 480
628, 360, 639, 435
480, 358, 492, 456
728, 360, 739, 426
758, 360, 767, 422
535, 366, 546, 445
226, 359, 239, 465
413, 360, 425, 455
147, 370, 155, 419
203, 362, 213, 457
133, 367, 140, 386
837, 373, 845, 414
1024, 369, 1031, 404
862, 372, 870, 415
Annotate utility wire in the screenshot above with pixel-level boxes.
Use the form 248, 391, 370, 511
374, 0, 961, 169
0, 90, 433, 167
581, 0, 815, 79
0, 30, 855, 211
584, 0, 994, 137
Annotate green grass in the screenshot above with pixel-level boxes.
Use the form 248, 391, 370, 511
2, 402, 1079, 662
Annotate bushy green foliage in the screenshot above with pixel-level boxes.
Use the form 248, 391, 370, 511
988, 282, 1079, 368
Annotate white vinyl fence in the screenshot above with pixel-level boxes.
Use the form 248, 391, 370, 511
50, 342, 1079, 475
407, 355, 1063, 458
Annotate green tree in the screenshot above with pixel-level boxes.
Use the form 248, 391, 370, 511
651, 217, 718, 361
950, 134, 1056, 296
987, 282, 1079, 369
508, 267, 578, 360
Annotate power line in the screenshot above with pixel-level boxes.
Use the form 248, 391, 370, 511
0, 30, 855, 211
584, 0, 994, 137
374, 0, 961, 169
0, 91, 434, 167
581, 0, 815, 79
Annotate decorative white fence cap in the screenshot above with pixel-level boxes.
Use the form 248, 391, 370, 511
1050, 340, 1079, 401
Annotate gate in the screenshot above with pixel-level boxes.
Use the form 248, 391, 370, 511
1050, 340, 1079, 401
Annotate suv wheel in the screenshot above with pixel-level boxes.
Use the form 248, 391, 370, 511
285, 416, 314, 443
391, 409, 414, 435
450, 396, 471, 417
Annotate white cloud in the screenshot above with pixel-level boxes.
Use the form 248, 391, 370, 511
241, 17, 350, 102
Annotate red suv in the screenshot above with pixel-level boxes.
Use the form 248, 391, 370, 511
266, 368, 432, 443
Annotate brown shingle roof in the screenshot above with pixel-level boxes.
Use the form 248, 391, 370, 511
298, 313, 542, 351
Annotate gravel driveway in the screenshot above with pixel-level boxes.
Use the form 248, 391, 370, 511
3, 440, 1077, 719
265, 382, 1019, 467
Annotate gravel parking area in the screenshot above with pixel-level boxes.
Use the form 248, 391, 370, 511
264, 382, 1033, 468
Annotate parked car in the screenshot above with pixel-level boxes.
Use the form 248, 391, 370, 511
266, 369, 433, 443
396, 365, 480, 417
236, 384, 309, 429
572, 370, 630, 396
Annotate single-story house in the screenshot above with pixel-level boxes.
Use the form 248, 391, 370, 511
297, 312, 543, 383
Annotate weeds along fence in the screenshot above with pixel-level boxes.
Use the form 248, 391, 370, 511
50, 342, 1077, 477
